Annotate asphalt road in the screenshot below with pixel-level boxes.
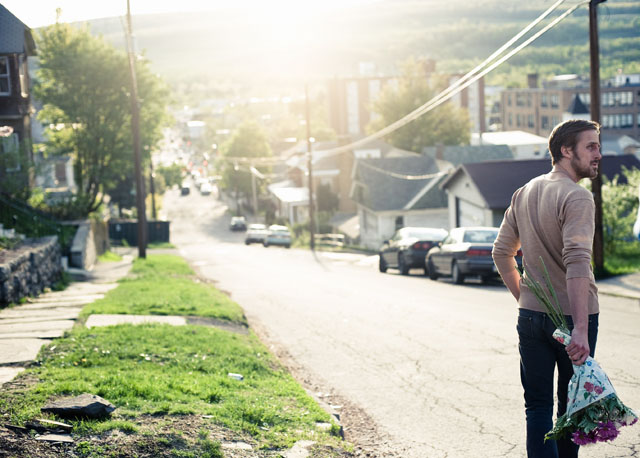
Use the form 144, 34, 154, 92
164, 186, 640, 458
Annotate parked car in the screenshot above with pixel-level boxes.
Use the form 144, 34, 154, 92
264, 224, 291, 248
378, 227, 448, 275
200, 182, 213, 196
245, 223, 268, 245
180, 182, 191, 195
425, 226, 522, 284
230, 216, 247, 231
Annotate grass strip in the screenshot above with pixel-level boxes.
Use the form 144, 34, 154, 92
0, 253, 345, 453
80, 254, 247, 324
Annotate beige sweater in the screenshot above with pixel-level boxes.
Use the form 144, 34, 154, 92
493, 168, 599, 315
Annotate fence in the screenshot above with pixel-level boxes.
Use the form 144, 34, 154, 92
109, 219, 170, 246
314, 233, 345, 248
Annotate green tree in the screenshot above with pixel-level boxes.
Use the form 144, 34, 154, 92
219, 121, 271, 205
34, 23, 169, 217
369, 57, 470, 152
600, 167, 640, 256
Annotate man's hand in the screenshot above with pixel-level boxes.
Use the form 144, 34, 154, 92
566, 327, 590, 365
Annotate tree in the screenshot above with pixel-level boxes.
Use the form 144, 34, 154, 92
369, 57, 470, 152
219, 121, 271, 206
34, 23, 169, 217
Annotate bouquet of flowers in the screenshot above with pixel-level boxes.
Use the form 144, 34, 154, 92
521, 258, 638, 445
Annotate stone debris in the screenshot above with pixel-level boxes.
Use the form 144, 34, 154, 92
221, 441, 253, 450
283, 440, 317, 458
35, 433, 74, 443
26, 418, 73, 434
41, 393, 115, 419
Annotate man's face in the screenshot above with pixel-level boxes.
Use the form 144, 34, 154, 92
569, 129, 601, 180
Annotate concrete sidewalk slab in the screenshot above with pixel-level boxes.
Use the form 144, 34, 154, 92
85, 314, 187, 328
0, 338, 50, 364
0, 307, 82, 321
0, 319, 75, 337
0, 367, 24, 385
597, 272, 640, 300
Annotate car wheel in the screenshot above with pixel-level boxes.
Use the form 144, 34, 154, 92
452, 261, 465, 284
285, 245, 290, 249
398, 254, 409, 275
427, 258, 439, 280
263, 241, 269, 247
379, 255, 388, 273
245, 240, 250, 245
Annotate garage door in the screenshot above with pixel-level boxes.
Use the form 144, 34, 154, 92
457, 198, 485, 227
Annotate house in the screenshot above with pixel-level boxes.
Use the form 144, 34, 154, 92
350, 155, 451, 249
440, 155, 640, 229
0, 4, 36, 192
270, 138, 417, 225
422, 144, 513, 166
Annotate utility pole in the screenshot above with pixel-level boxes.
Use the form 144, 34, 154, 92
590, 0, 606, 274
305, 84, 315, 251
149, 158, 157, 220
126, 0, 146, 258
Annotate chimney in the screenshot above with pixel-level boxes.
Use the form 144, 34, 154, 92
527, 73, 539, 89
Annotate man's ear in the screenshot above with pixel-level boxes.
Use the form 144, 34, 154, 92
560, 145, 572, 159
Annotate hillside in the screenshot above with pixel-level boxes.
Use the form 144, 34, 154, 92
53, 0, 640, 93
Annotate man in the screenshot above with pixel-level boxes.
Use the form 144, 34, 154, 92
493, 119, 602, 458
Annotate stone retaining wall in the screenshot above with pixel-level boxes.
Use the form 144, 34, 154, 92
0, 236, 62, 307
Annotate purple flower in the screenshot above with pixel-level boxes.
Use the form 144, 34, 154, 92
571, 430, 598, 445
584, 382, 594, 392
594, 385, 604, 395
595, 421, 619, 442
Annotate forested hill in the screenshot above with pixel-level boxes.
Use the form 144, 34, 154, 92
63, 0, 639, 88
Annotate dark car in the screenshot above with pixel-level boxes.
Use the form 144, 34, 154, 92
425, 226, 522, 284
229, 216, 247, 231
378, 227, 448, 275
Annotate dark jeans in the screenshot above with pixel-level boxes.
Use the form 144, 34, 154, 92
517, 309, 599, 458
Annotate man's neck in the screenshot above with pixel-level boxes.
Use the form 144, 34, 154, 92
552, 162, 579, 183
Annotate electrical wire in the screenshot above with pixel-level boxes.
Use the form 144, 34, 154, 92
215, 1, 589, 177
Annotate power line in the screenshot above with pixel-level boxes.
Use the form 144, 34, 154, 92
216, 1, 588, 179
357, 160, 448, 180
315, 0, 589, 161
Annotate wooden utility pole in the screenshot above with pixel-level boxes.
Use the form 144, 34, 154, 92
305, 84, 315, 251
126, 0, 146, 258
589, 0, 606, 274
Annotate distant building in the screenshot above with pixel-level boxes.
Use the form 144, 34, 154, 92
501, 73, 640, 140
470, 130, 549, 159
448, 74, 486, 135
327, 75, 395, 138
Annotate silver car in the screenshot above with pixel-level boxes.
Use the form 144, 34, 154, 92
264, 225, 292, 248
245, 223, 268, 245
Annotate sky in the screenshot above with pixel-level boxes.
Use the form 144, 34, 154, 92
2, 0, 381, 28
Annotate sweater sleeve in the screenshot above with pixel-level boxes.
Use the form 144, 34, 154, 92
562, 194, 595, 279
493, 192, 521, 275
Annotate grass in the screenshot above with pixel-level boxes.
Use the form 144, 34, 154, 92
0, 253, 345, 453
80, 254, 247, 324
98, 250, 123, 262
604, 242, 640, 276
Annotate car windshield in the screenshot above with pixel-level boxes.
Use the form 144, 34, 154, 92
248, 224, 266, 230
405, 229, 445, 240
463, 230, 498, 243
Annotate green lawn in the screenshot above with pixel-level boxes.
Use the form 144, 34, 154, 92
80, 254, 246, 324
0, 254, 345, 455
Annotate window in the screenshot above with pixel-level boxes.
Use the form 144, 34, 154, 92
507, 94, 512, 106
551, 94, 559, 108
516, 114, 521, 127
578, 93, 590, 106
1, 133, 21, 172
541, 116, 549, 130
527, 94, 532, 107
516, 93, 525, 107
528, 114, 535, 128
541, 94, 548, 107
508, 113, 513, 126
551, 116, 559, 127
395, 216, 404, 230
0, 57, 10, 95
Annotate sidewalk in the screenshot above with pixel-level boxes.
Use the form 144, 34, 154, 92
0, 249, 136, 385
596, 271, 640, 301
